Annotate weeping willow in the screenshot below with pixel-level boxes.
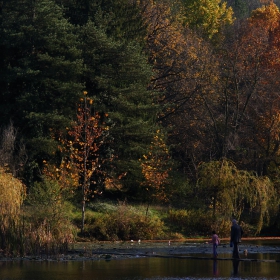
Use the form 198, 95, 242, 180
0, 168, 26, 222
196, 159, 277, 234
0, 167, 26, 249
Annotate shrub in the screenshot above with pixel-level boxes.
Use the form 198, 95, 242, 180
83, 202, 165, 240
23, 179, 77, 256
167, 209, 212, 237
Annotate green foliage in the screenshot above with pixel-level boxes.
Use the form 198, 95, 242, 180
24, 179, 77, 254
166, 208, 212, 237
196, 159, 278, 234
166, 208, 254, 238
0, 0, 84, 172
58, 0, 146, 43
88, 201, 118, 213
80, 202, 165, 240
182, 0, 234, 40
92, 0, 147, 43
231, 0, 250, 18
80, 20, 160, 194
0, 0, 280, 244
166, 172, 196, 209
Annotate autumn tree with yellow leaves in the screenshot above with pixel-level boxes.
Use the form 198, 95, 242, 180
245, 3, 280, 175
182, 0, 234, 41
217, 2, 280, 176
140, 130, 173, 214
0, 168, 26, 250
142, 0, 221, 178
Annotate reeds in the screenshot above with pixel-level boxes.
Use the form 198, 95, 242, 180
0, 214, 76, 257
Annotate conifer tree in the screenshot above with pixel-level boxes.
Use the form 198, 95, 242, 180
57, 0, 146, 43
80, 21, 160, 196
54, 0, 158, 197
0, 0, 84, 180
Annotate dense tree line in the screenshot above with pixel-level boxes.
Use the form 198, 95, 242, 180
1, 0, 280, 238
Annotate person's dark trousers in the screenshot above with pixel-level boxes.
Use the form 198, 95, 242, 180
213, 243, 218, 257
232, 242, 240, 258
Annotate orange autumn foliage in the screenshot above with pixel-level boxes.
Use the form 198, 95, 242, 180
140, 130, 171, 203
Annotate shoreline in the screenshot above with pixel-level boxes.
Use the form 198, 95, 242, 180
1, 237, 280, 262
75, 236, 280, 244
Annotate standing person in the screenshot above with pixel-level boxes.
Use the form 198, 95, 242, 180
230, 219, 243, 258
210, 230, 220, 258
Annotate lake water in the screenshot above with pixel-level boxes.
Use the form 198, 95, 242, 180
1, 240, 280, 280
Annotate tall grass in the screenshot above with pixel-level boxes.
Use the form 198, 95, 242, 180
0, 179, 77, 257
0, 214, 76, 257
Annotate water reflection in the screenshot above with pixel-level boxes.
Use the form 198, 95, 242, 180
212, 260, 217, 276
1, 239, 280, 280
1, 257, 280, 280
212, 259, 240, 278
231, 259, 240, 277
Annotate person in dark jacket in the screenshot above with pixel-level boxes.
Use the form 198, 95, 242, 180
230, 219, 243, 258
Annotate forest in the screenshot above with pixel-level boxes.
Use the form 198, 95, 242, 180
1, 0, 280, 255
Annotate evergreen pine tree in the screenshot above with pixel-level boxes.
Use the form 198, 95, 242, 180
57, 0, 146, 42
0, 0, 83, 180
80, 21, 159, 197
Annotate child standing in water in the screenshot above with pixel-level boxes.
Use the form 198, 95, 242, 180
210, 230, 220, 258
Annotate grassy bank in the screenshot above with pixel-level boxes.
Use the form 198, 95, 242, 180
70, 201, 259, 241
0, 199, 277, 258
